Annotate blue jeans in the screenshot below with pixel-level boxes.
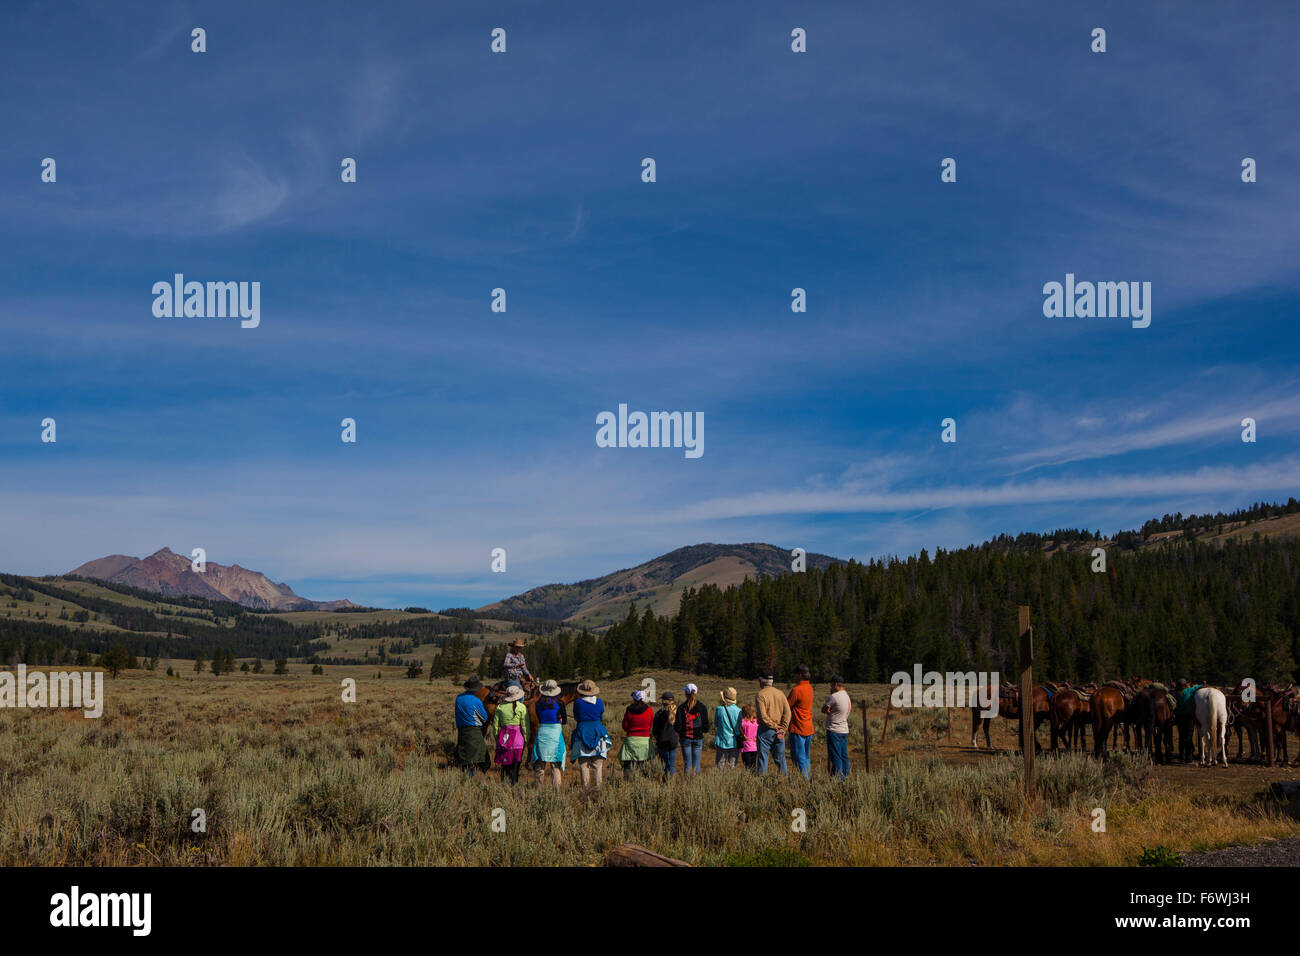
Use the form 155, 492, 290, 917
659, 746, 677, 778
681, 738, 702, 774
827, 731, 849, 777
790, 732, 812, 779
756, 727, 787, 774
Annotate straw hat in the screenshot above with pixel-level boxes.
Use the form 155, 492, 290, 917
502, 684, 525, 703
720, 687, 737, 705
576, 679, 600, 697
509, 638, 525, 649
539, 679, 561, 697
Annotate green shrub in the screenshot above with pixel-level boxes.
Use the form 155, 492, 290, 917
721, 846, 813, 867
1138, 845, 1184, 867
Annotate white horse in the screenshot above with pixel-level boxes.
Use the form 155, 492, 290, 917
1193, 686, 1228, 767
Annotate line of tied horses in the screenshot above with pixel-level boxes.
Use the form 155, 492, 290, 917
969, 678, 1300, 766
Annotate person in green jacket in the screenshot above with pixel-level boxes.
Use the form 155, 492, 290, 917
490, 684, 529, 784
1173, 679, 1201, 764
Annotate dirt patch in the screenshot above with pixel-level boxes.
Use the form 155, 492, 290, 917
1184, 836, 1300, 866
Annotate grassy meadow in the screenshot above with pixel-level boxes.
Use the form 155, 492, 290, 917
2, 666, 1298, 866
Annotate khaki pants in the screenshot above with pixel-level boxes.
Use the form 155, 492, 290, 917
577, 756, 604, 788
534, 761, 563, 788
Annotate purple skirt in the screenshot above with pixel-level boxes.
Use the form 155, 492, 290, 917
494, 724, 525, 765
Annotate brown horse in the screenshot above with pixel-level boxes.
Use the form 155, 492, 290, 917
1049, 687, 1089, 752
1091, 683, 1134, 758
1131, 684, 1175, 763
970, 684, 1049, 753
1225, 682, 1261, 762
1023, 685, 1051, 753
1073, 689, 1093, 750
472, 682, 503, 736
1248, 688, 1297, 765
970, 683, 1019, 749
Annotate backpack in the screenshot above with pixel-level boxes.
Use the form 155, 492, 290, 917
656, 710, 679, 747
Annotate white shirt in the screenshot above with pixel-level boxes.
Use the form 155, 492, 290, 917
825, 689, 851, 734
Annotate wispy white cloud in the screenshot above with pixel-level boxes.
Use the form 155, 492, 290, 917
997, 389, 1300, 473
666, 458, 1300, 523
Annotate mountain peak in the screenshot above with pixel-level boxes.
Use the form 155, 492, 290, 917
479, 542, 842, 627
68, 549, 353, 611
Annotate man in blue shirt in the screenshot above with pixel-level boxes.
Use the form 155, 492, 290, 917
454, 676, 490, 776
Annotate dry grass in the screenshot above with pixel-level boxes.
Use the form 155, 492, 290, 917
0, 669, 1296, 866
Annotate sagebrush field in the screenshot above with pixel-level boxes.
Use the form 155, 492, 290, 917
2, 667, 1298, 866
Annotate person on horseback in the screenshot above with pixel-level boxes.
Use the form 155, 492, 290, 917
502, 638, 534, 692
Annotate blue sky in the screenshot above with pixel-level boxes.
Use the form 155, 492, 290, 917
2, 0, 1298, 609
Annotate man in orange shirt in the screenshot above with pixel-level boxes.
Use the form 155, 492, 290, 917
787, 664, 815, 779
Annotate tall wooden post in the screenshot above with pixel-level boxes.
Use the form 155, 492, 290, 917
860, 700, 870, 773
1264, 695, 1275, 768
880, 694, 893, 744
1019, 606, 1034, 804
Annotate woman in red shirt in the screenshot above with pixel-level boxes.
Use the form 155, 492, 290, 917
619, 690, 655, 779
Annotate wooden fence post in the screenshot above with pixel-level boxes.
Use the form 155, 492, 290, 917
1019, 605, 1034, 804
860, 699, 870, 773
880, 693, 893, 745
1264, 695, 1275, 768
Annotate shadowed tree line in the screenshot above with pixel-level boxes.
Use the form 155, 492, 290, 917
525, 533, 1300, 686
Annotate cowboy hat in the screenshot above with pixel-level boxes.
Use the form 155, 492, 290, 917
720, 687, 737, 705
509, 638, 525, 648
502, 684, 525, 702
576, 679, 600, 697
463, 676, 483, 691
539, 679, 561, 697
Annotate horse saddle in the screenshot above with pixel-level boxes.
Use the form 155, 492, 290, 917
1103, 679, 1134, 701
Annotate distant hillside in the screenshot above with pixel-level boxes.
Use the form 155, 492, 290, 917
68, 548, 354, 611
479, 543, 842, 628
987, 499, 1300, 555
523, 501, 1300, 686
0, 572, 507, 670
480, 504, 1300, 630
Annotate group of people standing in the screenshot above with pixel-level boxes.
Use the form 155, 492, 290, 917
452, 651, 855, 788
454, 674, 615, 787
